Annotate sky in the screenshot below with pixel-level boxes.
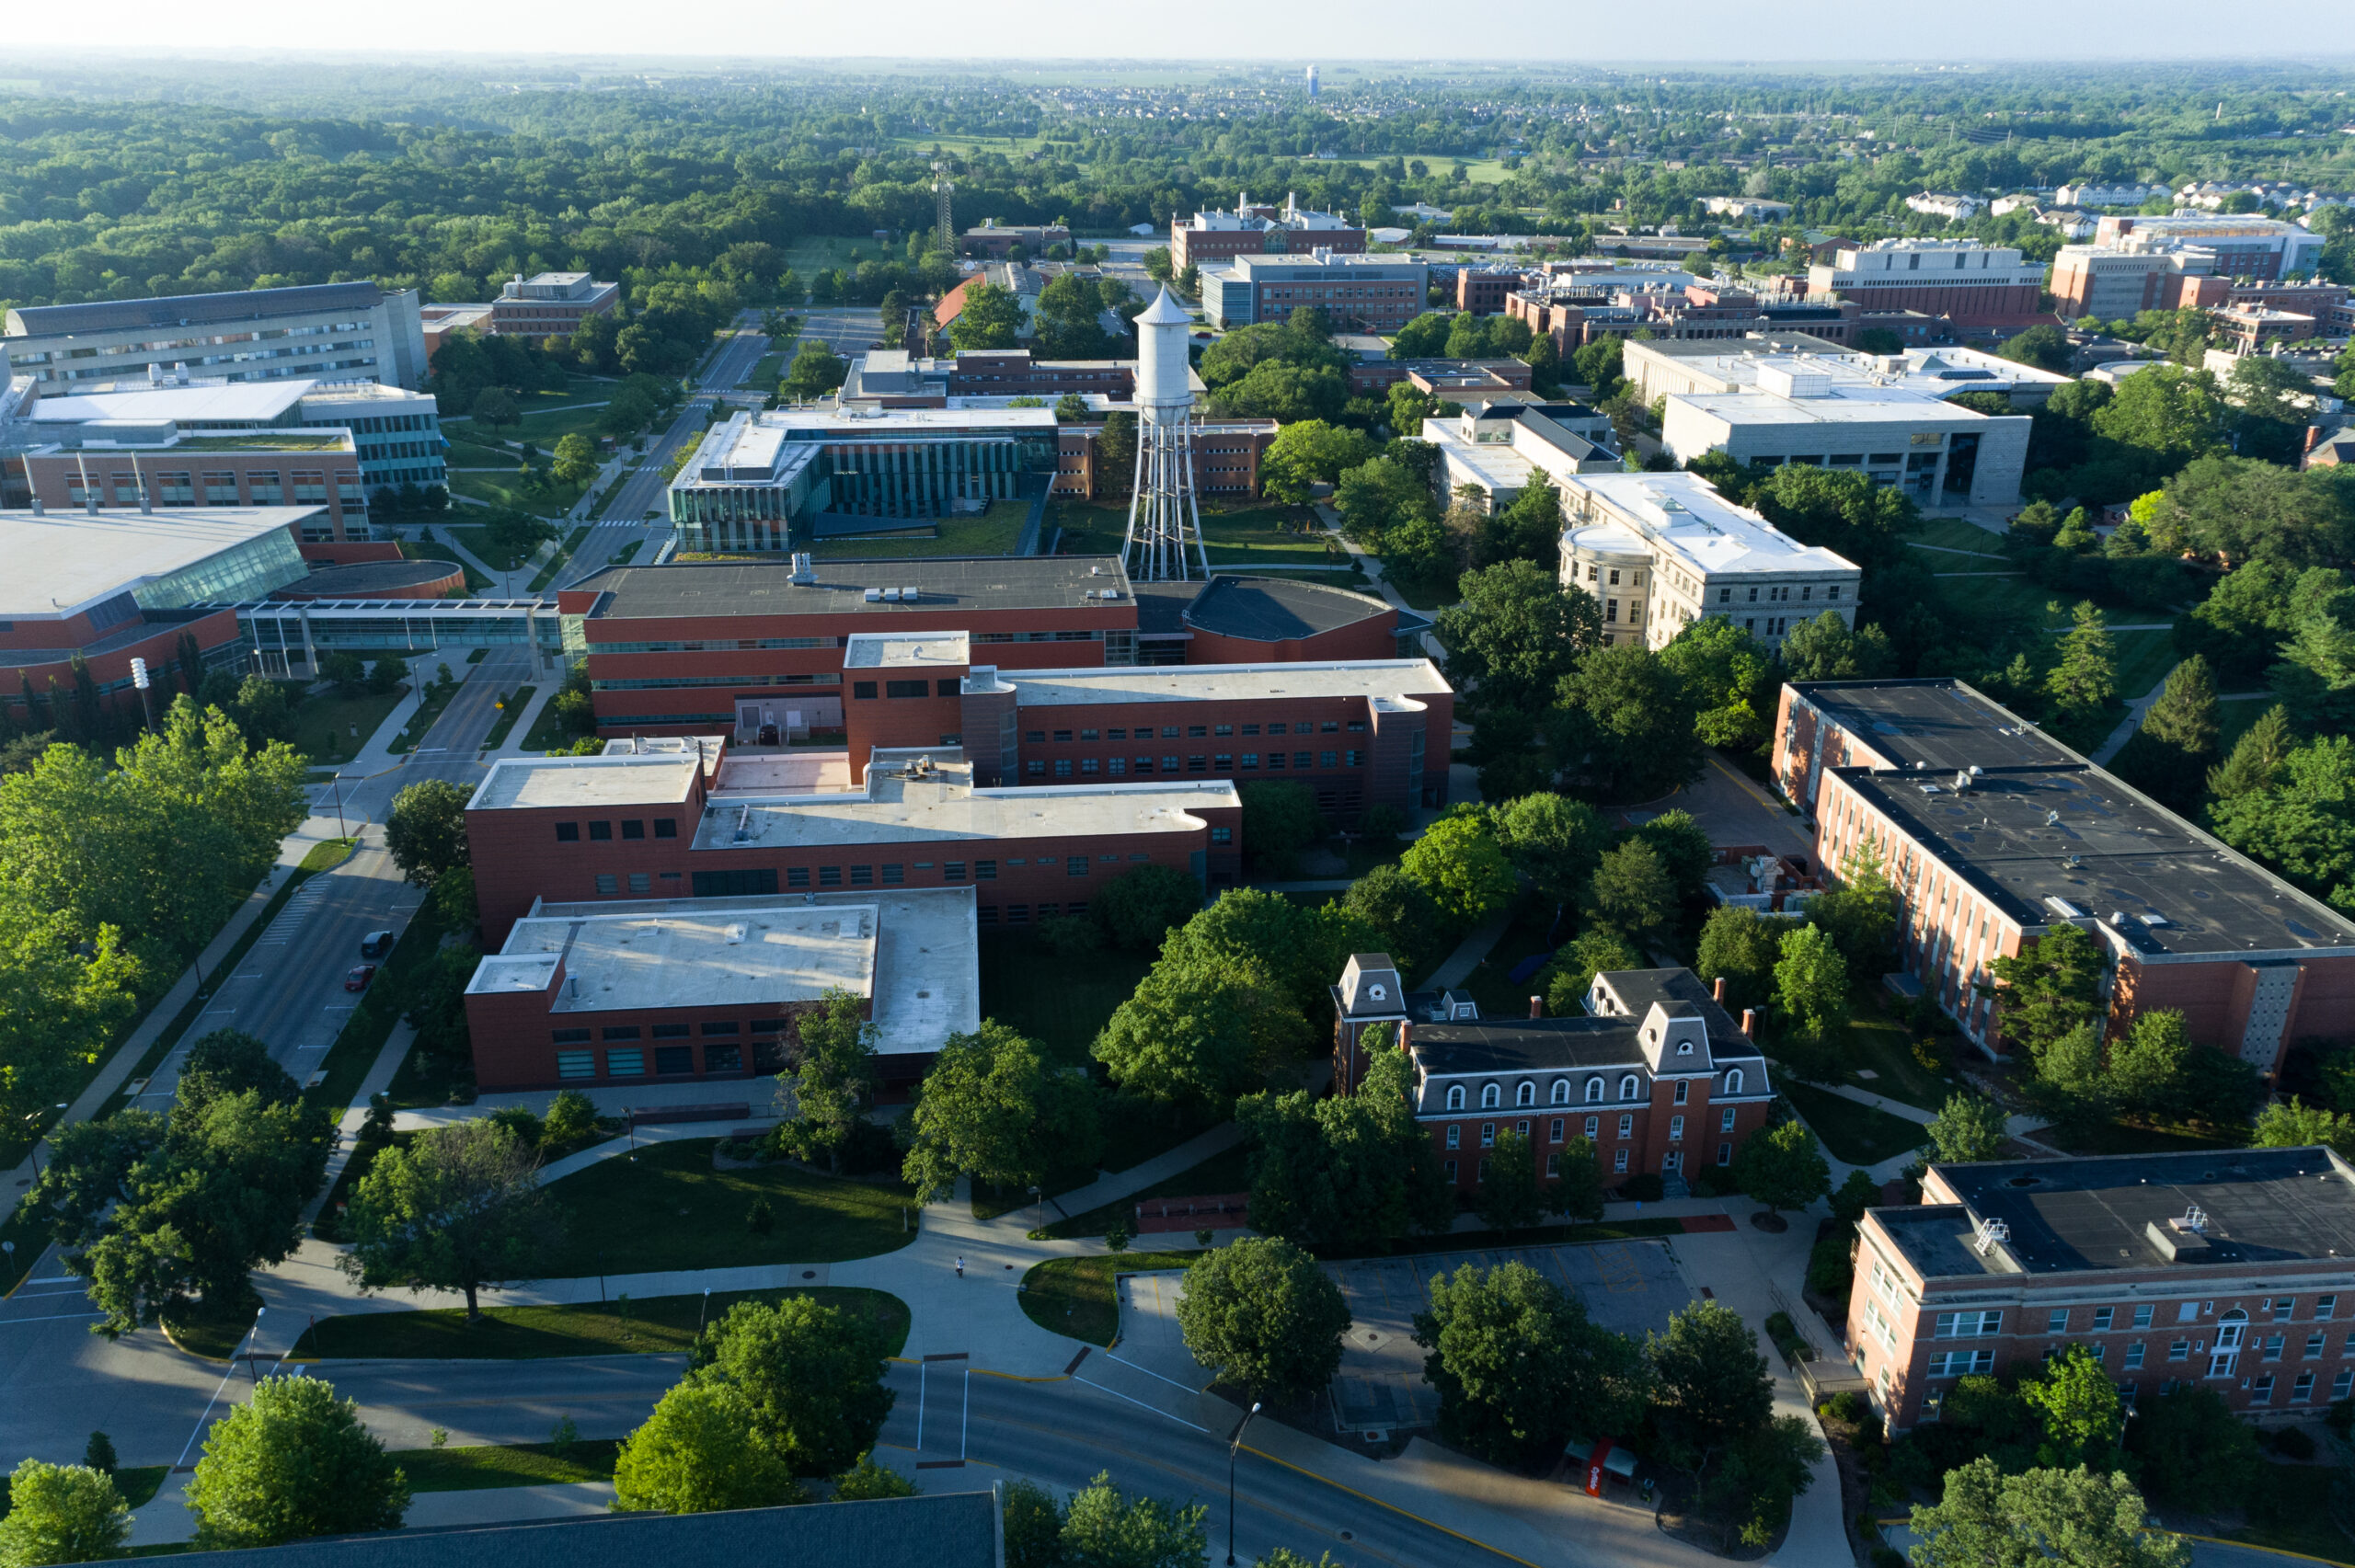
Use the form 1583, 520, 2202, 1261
8, 0, 2353, 63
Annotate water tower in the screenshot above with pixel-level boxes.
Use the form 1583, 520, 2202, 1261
1120, 285, 1207, 582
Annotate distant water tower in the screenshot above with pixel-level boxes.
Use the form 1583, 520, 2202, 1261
1120, 285, 1207, 583
1305, 63, 1319, 98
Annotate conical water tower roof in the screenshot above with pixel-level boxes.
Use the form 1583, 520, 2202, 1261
1135, 285, 1191, 326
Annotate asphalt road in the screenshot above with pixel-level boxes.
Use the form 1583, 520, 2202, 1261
878, 1361, 1510, 1568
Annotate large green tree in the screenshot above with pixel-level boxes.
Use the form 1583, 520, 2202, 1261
1258, 419, 1375, 505
0, 1459, 130, 1568
1585, 840, 1678, 952
944, 283, 1026, 350
1909, 1457, 2186, 1568
1646, 1299, 1775, 1477
1433, 560, 1598, 719
185, 1376, 408, 1550
340, 1117, 560, 1318
611, 1381, 805, 1515
384, 779, 471, 890
776, 988, 876, 1172
1924, 1091, 2009, 1164
689, 1296, 894, 1477
1057, 1472, 1208, 1568
1694, 907, 1786, 1013
1412, 1261, 1648, 1469
902, 1022, 1101, 1203
1175, 1237, 1352, 1402
1772, 923, 1849, 1040
1733, 1118, 1831, 1215
1399, 806, 1517, 927
1657, 616, 1778, 751
1492, 793, 1610, 910
1983, 922, 2106, 1058
1549, 640, 1703, 802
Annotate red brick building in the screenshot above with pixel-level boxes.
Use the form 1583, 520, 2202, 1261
1052, 419, 1275, 500
462, 741, 1241, 950
560, 558, 1440, 766
1330, 956, 1778, 1193
1849, 1147, 2355, 1432
1170, 196, 1366, 272
1455, 267, 1527, 315
1773, 679, 2355, 1072
488, 272, 619, 338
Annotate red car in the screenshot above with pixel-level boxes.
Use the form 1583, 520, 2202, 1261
344, 965, 378, 992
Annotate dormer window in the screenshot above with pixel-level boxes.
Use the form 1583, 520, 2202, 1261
1369, 983, 1386, 1001
1677, 1040, 1694, 1056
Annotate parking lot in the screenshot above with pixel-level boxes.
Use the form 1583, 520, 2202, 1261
1113, 1240, 1694, 1436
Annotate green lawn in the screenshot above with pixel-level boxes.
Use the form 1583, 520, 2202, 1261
2111, 629, 2181, 700
1019, 1252, 1202, 1346
1779, 1080, 1926, 1167
1830, 997, 1963, 1114
810, 498, 1034, 560
1198, 504, 1342, 566
1047, 1143, 1255, 1239
1926, 570, 2062, 629
2038, 1117, 2244, 1157
390, 1441, 619, 1494
287, 687, 407, 766
292, 1287, 909, 1361
449, 471, 587, 518
1044, 499, 1131, 558
523, 687, 592, 752
741, 352, 786, 390
1906, 517, 2009, 556
402, 537, 491, 594
539, 1139, 915, 1276
977, 930, 1153, 1063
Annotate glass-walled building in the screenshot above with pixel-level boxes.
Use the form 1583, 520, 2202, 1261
668, 407, 1060, 554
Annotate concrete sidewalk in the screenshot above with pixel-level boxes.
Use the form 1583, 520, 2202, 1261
1044, 1122, 1245, 1221
1423, 908, 1516, 990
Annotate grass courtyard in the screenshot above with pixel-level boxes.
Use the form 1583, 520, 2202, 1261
290, 1287, 909, 1360
537, 1139, 915, 1276
809, 498, 1034, 559
1778, 1081, 1925, 1167
285, 686, 407, 766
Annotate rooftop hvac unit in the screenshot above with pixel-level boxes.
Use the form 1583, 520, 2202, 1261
880, 588, 901, 602
902, 587, 919, 601
789, 552, 815, 585
863, 588, 882, 602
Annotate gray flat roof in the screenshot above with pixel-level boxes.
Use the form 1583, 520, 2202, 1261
166, 1492, 998, 1568
279, 560, 461, 597
27, 382, 312, 425
517, 889, 978, 1056
471, 752, 700, 812
7, 281, 386, 338
1794, 679, 2076, 772
1884, 1147, 2355, 1279
1184, 575, 1392, 643
1843, 763, 2355, 957
575, 556, 1133, 623
1005, 658, 1449, 707
698, 766, 1238, 852
0, 506, 316, 620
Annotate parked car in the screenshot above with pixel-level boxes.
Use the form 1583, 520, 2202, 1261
360, 930, 395, 959
344, 965, 378, 992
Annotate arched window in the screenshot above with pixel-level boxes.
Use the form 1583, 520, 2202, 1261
1480, 1082, 1501, 1109
1584, 1077, 1603, 1104
1619, 1073, 1640, 1101
1551, 1079, 1571, 1104
1725, 1069, 1744, 1095
1446, 1084, 1465, 1111
1516, 1082, 1535, 1107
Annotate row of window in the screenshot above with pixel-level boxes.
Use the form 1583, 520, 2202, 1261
640, 852, 1211, 905
1440, 1141, 1738, 1181
553, 818, 681, 842
553, 1041, 748, 1079
853, 680, 961, 700
1026, 720, 1364, 742
1441, 1070, 1748, 1110
1027, 751, 1361, 777
1929, 1295, 2345, 1339
1442, 1109, 1740, 1148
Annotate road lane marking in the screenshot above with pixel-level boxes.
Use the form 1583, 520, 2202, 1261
0, 1311, 108, 1325
1236, 1441, 1544, 1568
1104, 1351, 1206, 1397
1071, 1374, 1209, 1433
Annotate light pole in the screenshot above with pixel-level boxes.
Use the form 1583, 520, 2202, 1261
328, 772, 348, 841
1225, 1402, 1261, 1567
24, 1104, 65, 1181
130, 657, 154, 734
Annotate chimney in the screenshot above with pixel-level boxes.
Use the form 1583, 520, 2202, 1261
1529, 995, 1544, 1020
2307, 424, 2325, 454
1712, 976, 1727, 1003
1740, 1007, 1759, 1039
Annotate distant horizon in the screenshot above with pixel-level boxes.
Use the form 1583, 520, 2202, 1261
7, 1, 2353, 66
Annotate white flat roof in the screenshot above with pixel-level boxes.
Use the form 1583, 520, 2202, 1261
1669, 382, 1993, 429
1001, 658, 1450, 708
775, 406, 1059, 433
471, 752, 701, 812
28, 382, 312, 424
0, 506, 314, 620
1564, 473, 1860, 578
1640, 344, 2071, 396
483, 888, 979, 1056
697, 770, 1237, 852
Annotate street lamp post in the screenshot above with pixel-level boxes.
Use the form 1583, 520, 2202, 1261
1225, 1402, 1261, 1567
24, 1103, 66, 1181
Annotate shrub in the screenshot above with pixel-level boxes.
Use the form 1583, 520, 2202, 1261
1038, 914, 1106, 958
1823, 1391, 1867, 1425
746, 1198, 774, 1235
542, 1089, 597, 1150
1806, 1233, 1855, 1299
1618, 1173, 1663, 1202
486, 1104, 544, 1148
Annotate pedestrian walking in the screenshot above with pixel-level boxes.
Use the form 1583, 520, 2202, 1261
955, 1255, 965, 1278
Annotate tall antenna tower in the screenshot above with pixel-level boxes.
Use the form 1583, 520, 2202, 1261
932, 162, 956, 256
1121, 286, 1207, 582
